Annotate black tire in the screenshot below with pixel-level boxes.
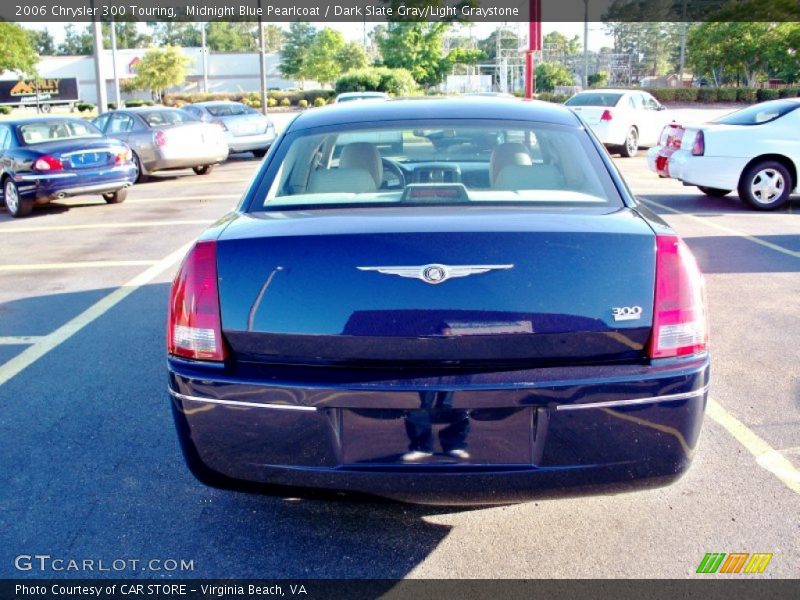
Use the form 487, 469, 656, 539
618, 127, 639, 158
738, 160, 791, 211
102, 188, 127, 204
252, 148, 268, 158
193, 164, 214, 175
132, 152, 149, 183
3, 178, 33, 218
698, 186, 732, 197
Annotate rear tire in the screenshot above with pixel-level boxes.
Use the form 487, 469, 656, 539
738, 160, 791, 211
132, 152, 149, 183
193, 165, 214, 175
252, 148, 268, 158
102, 188, 127, 204
618, 127, 639, 158
698, 186, 732, 197
3, 178, 32, 218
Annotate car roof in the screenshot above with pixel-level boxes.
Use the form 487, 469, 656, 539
572, 89, 631, 95
287, 97, 580, 132
191, 101, 246, 107
119, 106, 183, 112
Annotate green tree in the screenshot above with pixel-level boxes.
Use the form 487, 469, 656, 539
0, 23, 37, 73
543, 31, 581, 56
302, 28, 347, 86
477, 27, 519, 62
29, 28, 56, 56
605, 21, 682, 79
262, 25, 284, 53
338, 41, 370, 74
377, 23, 451, 87
103, 21, 152, 50
535, 63, 574, 92
206, 22, 258, 52
146, 22, 201, 47
130, 46, 191, 102
58, 24, 93, 56
280, 22, 317, 84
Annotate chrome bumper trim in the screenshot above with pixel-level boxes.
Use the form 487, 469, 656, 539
168, 388, 317, 412
555, 384, 710, 411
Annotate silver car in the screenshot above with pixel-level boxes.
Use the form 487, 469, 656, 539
93, 107, 228, 182
183, 101, 276, 157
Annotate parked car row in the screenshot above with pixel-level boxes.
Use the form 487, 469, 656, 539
0, 102, 275, 217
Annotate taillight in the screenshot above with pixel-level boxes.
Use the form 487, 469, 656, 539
648, 235, 708, 359
691, 130, 705, 156
115, 147, 132, 164
600, 109, 613, 121
154, 130, 167, 147
33, 155, 63, 171
167, 241, 226, 362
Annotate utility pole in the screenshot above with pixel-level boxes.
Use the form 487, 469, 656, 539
258, 8, 268, 117
91, 9, 107, 114
583, 0, 589, 88
200, 23, 209, 93
110, 19, 121, 108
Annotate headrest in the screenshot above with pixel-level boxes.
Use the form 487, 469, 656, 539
340, 142, 383, 188
489, 142, 533, 185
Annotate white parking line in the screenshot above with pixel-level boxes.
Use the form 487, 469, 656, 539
707, 399, 800, 495
0, 260, 157, 272
640, 197, 800, 258
0, 220, 212, 234
0, 336, 44, 345
0, 242, 193, 388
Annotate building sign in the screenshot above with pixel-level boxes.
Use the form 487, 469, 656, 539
0, 78, 80, 105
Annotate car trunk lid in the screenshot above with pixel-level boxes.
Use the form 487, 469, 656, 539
216, 207, 656, 367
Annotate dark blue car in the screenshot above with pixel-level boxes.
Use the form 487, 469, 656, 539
167, 98, 710, 504
0, 116, 137, 218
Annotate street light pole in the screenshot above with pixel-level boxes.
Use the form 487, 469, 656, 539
91, 8, 107, 114
258, 7, 268, 116
583, 0, 589, 88
200, 22, 209, 93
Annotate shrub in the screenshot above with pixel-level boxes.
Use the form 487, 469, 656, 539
143, 100, 155, 106
76, 102, 95, 112
297, 99, 309, 108
757, 88, 780, 102
124, 99, 144, 107
267, 97, 277, 107
334, 67, 417, 95
535, 92, 553, 102
280, 98, 291, 107
716, 88, 737, 102
736, 87, 757, 102
587, 71, 609, 88
778, 87, 799, 98
673, 87, 698, 102
0, 106, 11, 115
649, 88, 677, 102
313, 97, 326, 107
697, 87, 717, 103
107, 102, 117, 110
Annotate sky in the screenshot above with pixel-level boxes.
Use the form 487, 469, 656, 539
25, 21, 614, 51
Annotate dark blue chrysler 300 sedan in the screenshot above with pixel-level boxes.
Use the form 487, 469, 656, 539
167, 98, 709, 504
0, 117, 137, 218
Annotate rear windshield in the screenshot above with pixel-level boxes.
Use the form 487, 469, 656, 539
140, 110, 196, 127
714, 100, 800, 125
565, 93, 623, 107
205, 103, 257, 117
18, 120, 102, 144
337, 94, 387, 103
255, 120, 622, 210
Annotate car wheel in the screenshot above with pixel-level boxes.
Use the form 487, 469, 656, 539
698, 186, 732, 197
193, 165, 214, 175
3, 178, 32, 218
738, 161, 791, 211
619, 127, 639, 158
252, 148, 268, 158
102, 188, 127, 204
132, 152, 149, 183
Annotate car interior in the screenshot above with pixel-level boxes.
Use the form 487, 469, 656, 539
262, 124, 618, 207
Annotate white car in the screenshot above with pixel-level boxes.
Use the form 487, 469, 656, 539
647, 99, 800, 210
333, 92, 390, 103
565, 89, 673, 157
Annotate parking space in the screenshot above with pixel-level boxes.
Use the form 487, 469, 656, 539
0, 112, 797, 578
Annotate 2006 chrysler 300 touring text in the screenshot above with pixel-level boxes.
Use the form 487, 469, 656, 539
167, 98, 710, 505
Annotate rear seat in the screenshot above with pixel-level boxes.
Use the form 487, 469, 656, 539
307, 168, 377, 194
494, 164, 566, 191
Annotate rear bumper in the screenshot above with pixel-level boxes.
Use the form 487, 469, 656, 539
15, 165, 137, 201
225, 131, 275, 153
168, 356, 710, 504
148, 147, 229, 172
647, 147, 747, 190
586, 121, 628, 147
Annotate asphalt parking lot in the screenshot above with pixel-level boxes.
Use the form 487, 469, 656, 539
0, 110, 798, 579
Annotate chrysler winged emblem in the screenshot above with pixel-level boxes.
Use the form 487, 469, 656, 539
357, 263, 513, 285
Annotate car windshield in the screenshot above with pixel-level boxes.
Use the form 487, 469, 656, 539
206, 104, 257, 117
713, 100, 800, 125
140, 110, 196, 127
258, 120, 622, 210
565, 93, 623, 107
18, 120, 103, 144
